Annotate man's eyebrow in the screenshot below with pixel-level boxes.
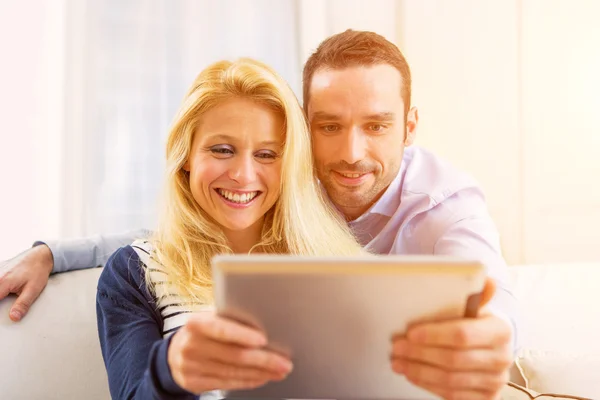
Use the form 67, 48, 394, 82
364, 112, 396, 121
310, 111, 341, 122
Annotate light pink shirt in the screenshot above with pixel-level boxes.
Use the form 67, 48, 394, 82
349, 146, 519, 349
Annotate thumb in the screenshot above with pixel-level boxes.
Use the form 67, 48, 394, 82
478, 277, 496, 310
9, 285, 41, 322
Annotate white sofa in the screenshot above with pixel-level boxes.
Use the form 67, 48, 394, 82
1, 263, 599, 399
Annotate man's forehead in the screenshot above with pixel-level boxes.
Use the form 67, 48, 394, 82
307, 65, 404, 119
309, 64, 403, 92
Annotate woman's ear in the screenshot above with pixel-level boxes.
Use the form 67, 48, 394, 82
183, 160, 190, 172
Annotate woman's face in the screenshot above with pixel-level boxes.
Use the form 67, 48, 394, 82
185, 97, 284, 235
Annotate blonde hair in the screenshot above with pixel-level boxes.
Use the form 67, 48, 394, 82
148, 58, 363, 305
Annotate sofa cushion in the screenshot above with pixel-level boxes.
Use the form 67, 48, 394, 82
508, 263, 600, 398
0, 268, 109, 400
516, 349, 599, 399
508, 263, 600, 354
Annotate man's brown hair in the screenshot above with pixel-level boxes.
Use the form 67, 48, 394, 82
302, 29, 412, 118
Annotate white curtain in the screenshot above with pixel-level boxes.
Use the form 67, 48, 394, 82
0, 0, 399, 258
62, 0, 399, 239
65, 0, 303, 237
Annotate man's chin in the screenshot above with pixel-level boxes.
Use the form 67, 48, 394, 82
329, 192, 371, 211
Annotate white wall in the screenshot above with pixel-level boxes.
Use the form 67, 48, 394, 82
521, 0, 600, 263
398, 0, 600, 265
0, 1, 64, 260
2, 0, 598, 265
297, 0, 399, 71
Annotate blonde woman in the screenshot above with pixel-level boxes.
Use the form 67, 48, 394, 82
96, 58, 363, 400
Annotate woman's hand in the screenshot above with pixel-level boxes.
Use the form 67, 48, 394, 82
168, 311, 293, 394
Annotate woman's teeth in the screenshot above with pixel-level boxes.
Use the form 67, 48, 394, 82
217, 189, 259, 204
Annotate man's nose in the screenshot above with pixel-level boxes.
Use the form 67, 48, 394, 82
338, 126, 367, 165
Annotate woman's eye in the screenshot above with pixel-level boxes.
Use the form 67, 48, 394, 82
255, 151, 277, 160
210, 146, 234, 155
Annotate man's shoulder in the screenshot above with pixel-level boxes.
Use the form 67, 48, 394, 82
402, 146, 482, 206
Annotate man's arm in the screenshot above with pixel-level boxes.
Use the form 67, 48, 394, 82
41, 228, 152, 273
0, 228, 151, 322
390, 187, 517, 400
433, 215, 520, 352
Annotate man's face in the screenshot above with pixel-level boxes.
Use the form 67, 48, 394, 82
307, 64, 417, 220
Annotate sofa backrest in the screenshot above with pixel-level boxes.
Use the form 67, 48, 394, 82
508, 262, 600, 399
0, 268, 109, 400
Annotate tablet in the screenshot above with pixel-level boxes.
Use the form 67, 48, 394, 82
212, 255, 486, 400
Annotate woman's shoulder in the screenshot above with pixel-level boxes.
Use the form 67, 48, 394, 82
98, 244, 148, 295
97, 244, 163, 327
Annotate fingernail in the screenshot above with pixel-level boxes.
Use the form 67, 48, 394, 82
278, 360, 293, 374
392, 359, 406, 374
250, 332, 267, 347
392, 339, 408, 356
10, 310, 22, 321
407, 327, 425, 343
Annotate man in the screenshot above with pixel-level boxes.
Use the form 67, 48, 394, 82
0, 30, 517, 399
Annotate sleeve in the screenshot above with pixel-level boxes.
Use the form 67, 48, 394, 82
34, 228, 152, 274
96, 246, 197, 400
431, 188, 521, 354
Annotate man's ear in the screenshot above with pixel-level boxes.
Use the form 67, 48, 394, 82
405, 106, 419, 146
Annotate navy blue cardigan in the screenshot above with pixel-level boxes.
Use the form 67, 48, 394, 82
96, 246, 197, 399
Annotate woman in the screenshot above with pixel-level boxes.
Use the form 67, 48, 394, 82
96, 58, 363, 399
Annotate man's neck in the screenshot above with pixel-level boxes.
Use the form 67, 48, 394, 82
338, 187, 390, 222
339, 204, 373, 222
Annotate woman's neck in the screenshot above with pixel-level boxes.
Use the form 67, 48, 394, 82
222, 218, 264, 254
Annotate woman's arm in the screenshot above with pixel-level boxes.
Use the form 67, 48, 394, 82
96, 245, 196, 400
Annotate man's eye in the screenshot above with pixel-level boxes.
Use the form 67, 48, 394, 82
322, 125, 339, 133
369, 124, 385, 132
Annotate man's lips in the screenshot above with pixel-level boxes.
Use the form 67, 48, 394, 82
332, 171, 371, 186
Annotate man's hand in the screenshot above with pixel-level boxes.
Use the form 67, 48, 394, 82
168, 312, 293, 394
390, 279, 513, 400
0, 245, 54, 322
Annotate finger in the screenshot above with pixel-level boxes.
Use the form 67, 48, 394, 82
217, 377, 269, 391
415, 383, 500, 400
392, 358, 508, 393
479, 278, 496, 310
207, 340, 293, 375
190, 314, 267, 347
391, 339, 513, 372
407, 314, 512, 349
197, 359, 288, 382
0, 260, 11, 279
0, 279, 12, 301
9, 284, 43, 322
180, 374, 269, 395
